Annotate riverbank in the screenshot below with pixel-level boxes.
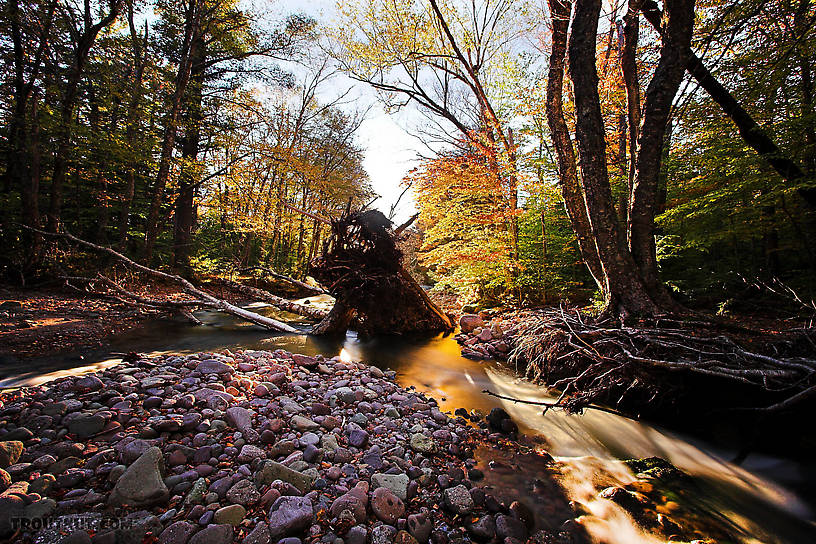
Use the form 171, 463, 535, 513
0, 347, 745, 544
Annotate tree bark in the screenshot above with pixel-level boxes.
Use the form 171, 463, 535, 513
545, 0, 605, 291
569, 0, 659, 317
144, 0, 199, 261
629, 0, 695, 302
621, 0, 641, 220
173, 30, 205, 274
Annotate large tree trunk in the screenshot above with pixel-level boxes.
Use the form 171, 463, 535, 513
621, 0, 641, 221
569, 0, 659, 317
172, 32, 205, 275
628, 0, 695, 303
545, 0, 605, 292
144, 0, 198, 261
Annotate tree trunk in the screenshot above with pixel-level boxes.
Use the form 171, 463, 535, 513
144, 0, 199, 261
629, 0, 695, 302
569, 0, 659, 317
46, 1, 122, 233
173, 31, 205, 275
621, 0, 641, 222
545, 0, 605, 292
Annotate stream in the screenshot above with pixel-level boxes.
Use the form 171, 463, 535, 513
3, 298, 815, 543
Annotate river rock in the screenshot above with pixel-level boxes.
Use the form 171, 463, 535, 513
372, 472, 410, 501
267, 495, 313, 538
244, 522, 271, 544
188, 524, 233, 544
459, 314, 484, 333
195, 360, 233, 375
371, 486, 405, 524
158, 521, 197, 544
407, 512, 433, 543
255, 461, 311, 493
109, 446, 168, 506
0, 442, 23, 468
214, 504, 246, 525
226, 479, 260, 505
410, 433, 435, 453
444, 485, 474, 515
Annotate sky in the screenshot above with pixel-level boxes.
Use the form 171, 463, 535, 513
267, 0, 427, 224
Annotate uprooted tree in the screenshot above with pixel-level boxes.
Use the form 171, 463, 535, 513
309, 209, 454, 336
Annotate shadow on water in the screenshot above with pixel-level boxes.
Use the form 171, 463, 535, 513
3, 301, 816, 543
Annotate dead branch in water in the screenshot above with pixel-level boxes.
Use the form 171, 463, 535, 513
214, 277, 329, 320
507, 308, 816, 413
239, 265, 327, 295
27, 226, 298, 333
481, 389, 626, 416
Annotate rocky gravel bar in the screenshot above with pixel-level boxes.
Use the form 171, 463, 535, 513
0, 349, 583, 544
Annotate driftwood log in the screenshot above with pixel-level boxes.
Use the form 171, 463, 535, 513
214, 277, 328, 321
309, 209, 453, 336
30, 228, 298, 333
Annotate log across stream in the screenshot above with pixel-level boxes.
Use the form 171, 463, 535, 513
2, 299, 815, 543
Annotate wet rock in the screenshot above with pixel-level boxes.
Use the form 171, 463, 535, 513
459, 314, 485, 333
109, 446, 168, 506
0, 442, 23, 468
496, 514, 528, 541
467, 515, 496, 541
486, 407, 517, 434
444, 485, 474, 515
268, 495, 314, 538
188, 524, 233, 544
371, 486, 405, 524
159, 520, 197, 544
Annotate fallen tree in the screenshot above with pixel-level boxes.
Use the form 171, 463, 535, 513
238, 265, 327, 295
309, 209, 454, 336
213, 277, 328, 321
28, 227, 298, 333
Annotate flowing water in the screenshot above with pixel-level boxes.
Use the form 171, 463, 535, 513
3, 298, 815, 543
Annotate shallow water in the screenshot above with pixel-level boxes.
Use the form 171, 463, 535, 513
3, 299, 815, 543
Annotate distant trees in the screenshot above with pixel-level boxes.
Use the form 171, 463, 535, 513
0, 0, 369, 282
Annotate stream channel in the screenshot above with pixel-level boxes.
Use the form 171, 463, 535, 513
2, 297, 815, 543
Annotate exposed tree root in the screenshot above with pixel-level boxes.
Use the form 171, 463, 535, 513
310, 209, 453, 335
507, 308, 816, 414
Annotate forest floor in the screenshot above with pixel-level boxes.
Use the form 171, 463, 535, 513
0, 280, 253, 360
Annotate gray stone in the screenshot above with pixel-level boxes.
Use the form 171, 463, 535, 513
290, 415, 319, 432
443, 485, 474, 515
371, 472, 410, 501
410, 433, 435, 454
254, 461, 311, 493
226, 479, 260, 505
109, 446, 168, 506
243, 522, 271, 544
195, 360, 233, 375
